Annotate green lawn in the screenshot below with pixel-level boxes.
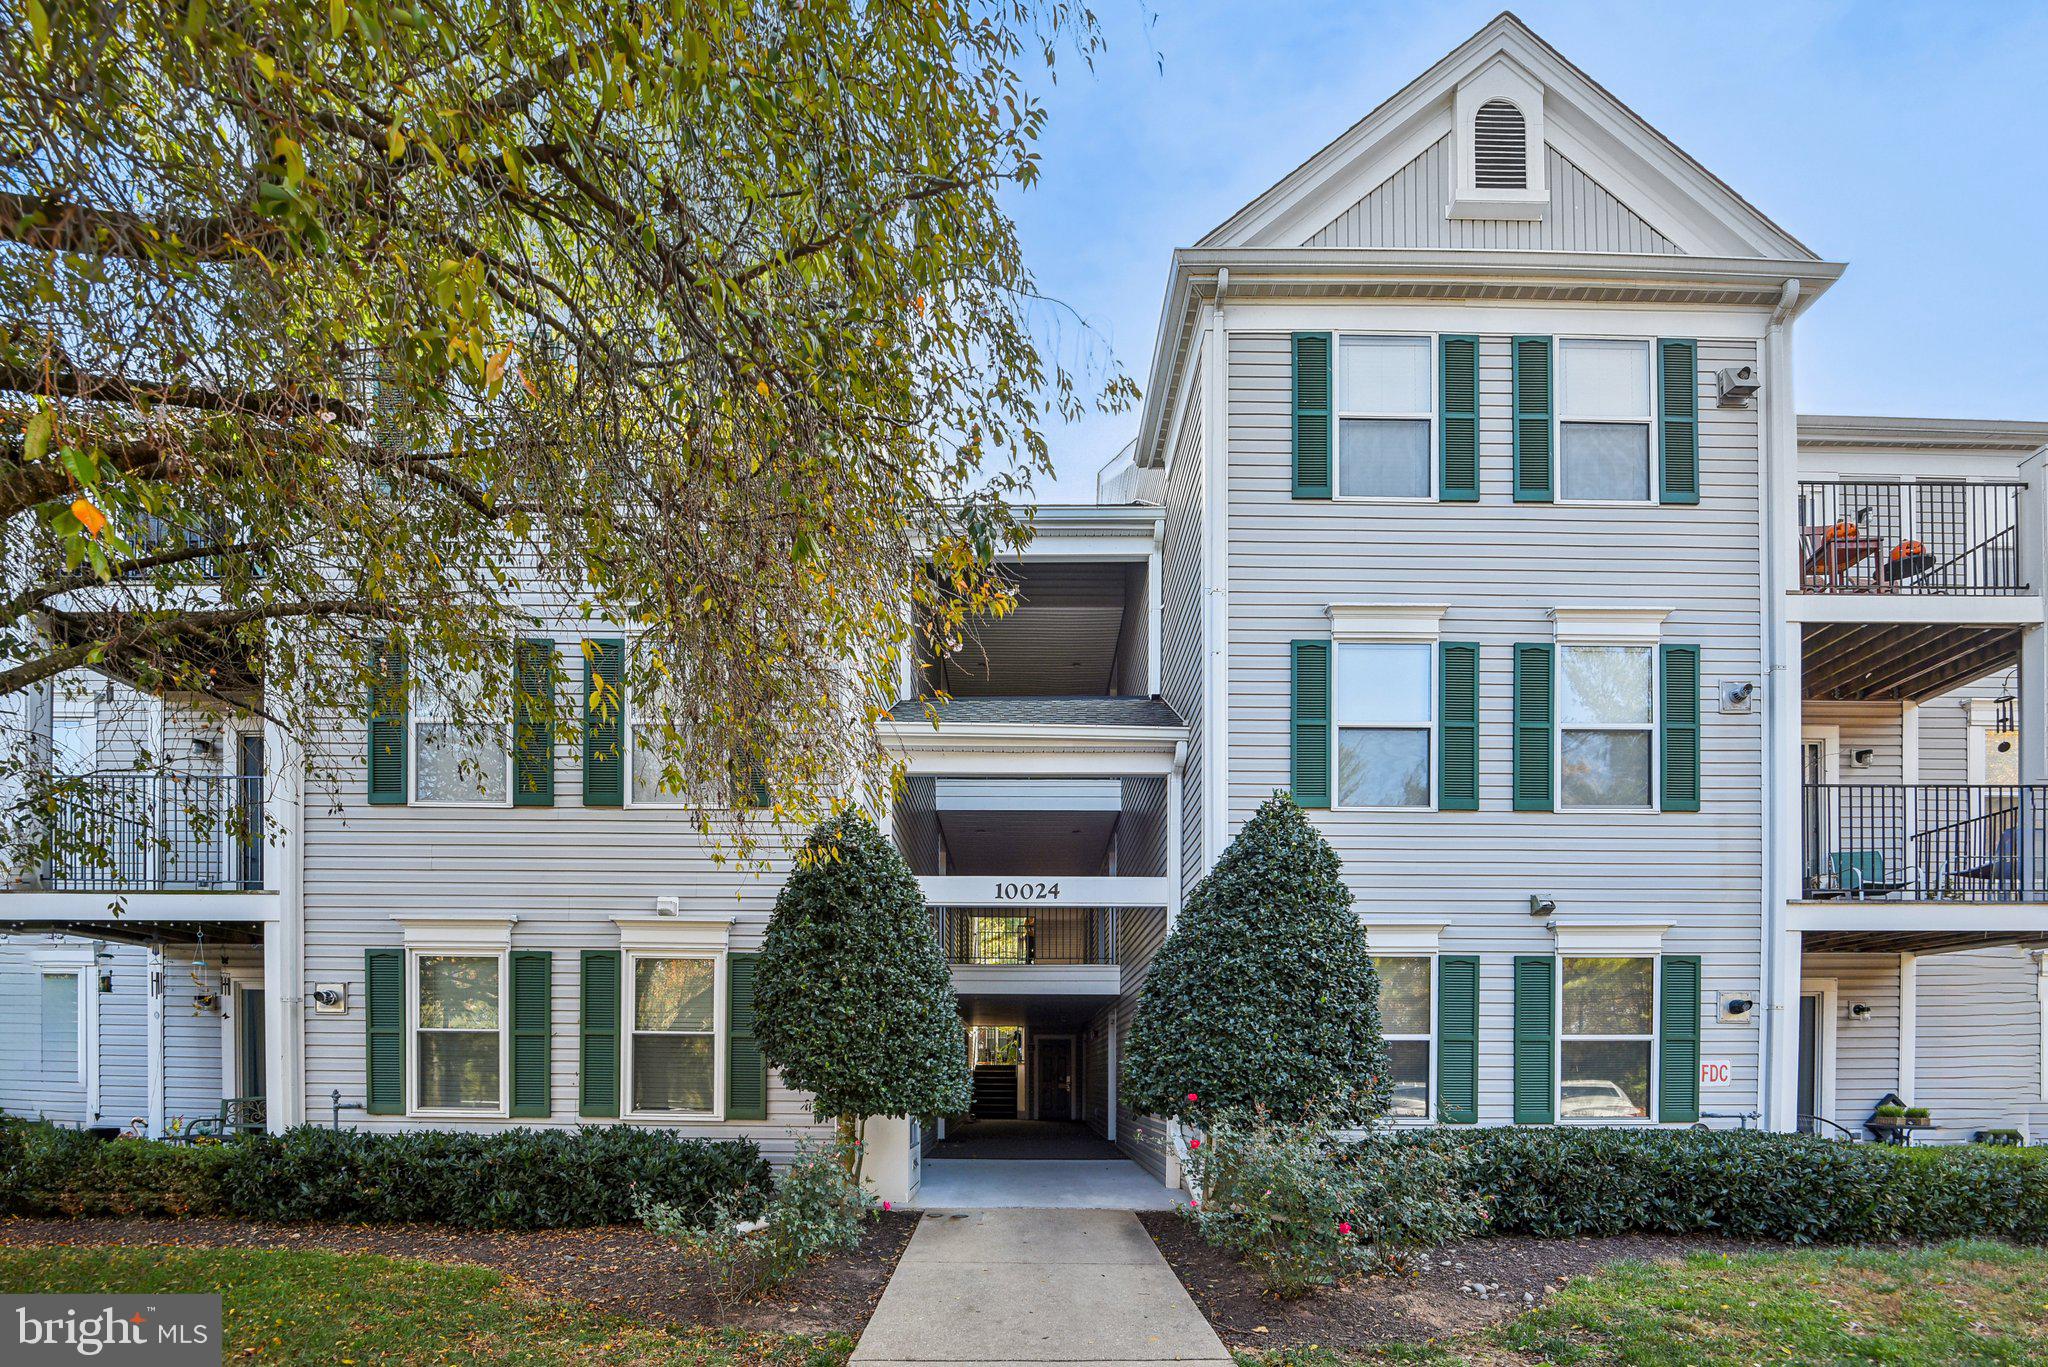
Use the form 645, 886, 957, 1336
0, 1245, 848, 1366
1244, 1240, 2048, 1366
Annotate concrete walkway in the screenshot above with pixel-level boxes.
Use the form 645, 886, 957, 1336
911, 1160, 1186, 1211
851, 1209, 1231, 1366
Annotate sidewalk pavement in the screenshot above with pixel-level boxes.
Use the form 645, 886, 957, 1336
850, 1208, 1232, 1366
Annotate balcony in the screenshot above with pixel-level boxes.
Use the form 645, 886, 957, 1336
1798, 480, 2025, 597
1801, 783, 2047, 902
933, 906, 1120, 966
41, 772, 264, 892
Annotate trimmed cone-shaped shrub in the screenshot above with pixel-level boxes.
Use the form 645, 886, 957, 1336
755, 811, 971, 1136
1123, 793, 1389, 1126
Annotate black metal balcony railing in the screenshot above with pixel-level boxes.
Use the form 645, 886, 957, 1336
1802, 783, 2048, 902
44, 772, 264, 892
1798, 480, 2025, 596
932, 907, 1119, 966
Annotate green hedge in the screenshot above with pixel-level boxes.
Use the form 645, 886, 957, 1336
1384, 1128, 2048, 1245
1, 1120, 770, 1231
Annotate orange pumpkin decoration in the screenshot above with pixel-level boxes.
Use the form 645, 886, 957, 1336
1890, 539, 1926, 562
1822, 520, 1859, 542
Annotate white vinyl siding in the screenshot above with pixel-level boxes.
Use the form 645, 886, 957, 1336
1227, 327, 1765, 1125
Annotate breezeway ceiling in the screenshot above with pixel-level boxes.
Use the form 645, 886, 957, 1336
926, 562, 1137, 697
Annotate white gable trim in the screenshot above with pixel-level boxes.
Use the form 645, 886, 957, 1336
1204, 13, 1816, 261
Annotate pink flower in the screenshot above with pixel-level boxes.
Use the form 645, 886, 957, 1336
1338, 1221, 1352, 1235
1188, 1137, 1201, 1150
1189, 1198, 1200, 1210
882, 1201, 892, 1211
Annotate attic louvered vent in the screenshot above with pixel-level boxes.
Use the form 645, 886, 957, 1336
1474, 99, 1527, 189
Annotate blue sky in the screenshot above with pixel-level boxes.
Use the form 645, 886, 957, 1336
1009, 1, 2048, 500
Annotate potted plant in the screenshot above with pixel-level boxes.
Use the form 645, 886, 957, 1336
1867, 1103, 1931, 1138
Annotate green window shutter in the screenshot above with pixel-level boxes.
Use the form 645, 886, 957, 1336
1436, 955, 1480, 1124
1290, 639, 1332, 808
1439, 335, 1480, 502
1438, 642, 1480, 811
513, 639, 555, 808
727, 952, 767, 1121
1511, 643, 1554, 813
1657, 339, 1700, 506
1658, 954, 1703, 1123
366, 645, 408, 805
509, 950, 552, 1118
364, 948, 404, 1115
581, 638, 625, 807
740, 762, 771, 811
579, 949, 621, 1118
1511, 336, 1553, 503
1660, 643, 1702, 813
1512, 955, 1556, 1124
1292, 332, 1333, 499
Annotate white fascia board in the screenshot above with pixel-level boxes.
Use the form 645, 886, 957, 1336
0, 892, 280, 922
1548, 919, 1674, 956
1785, 904, 2048, 936
1328, 603, 1449, 642
1549, 605, 1674, 645
1784, 594, 2044, 627
1797, 415, 2048, 454
393, 915, 517, 950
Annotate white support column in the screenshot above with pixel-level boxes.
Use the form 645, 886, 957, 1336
1760, 291, 1807, 1132
1898, 952, 1918, 1104
2018, 623, 2048, 896
1165, 742, 1186, 929
146, 945, 165, 1139
1200, 282, 1231, 870
82, 948, 101, 1127
1146, 528, 1164, 698
2034, 951, 2048, 1114
263, 719, 307, 1131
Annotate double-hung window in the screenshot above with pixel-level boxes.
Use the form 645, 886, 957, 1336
1337, 336, 1434, 499
628, 955, 721, 1116
1373, 956, 1433, 1119
1335, 642, 1433, 809
1558, 644, 1655, 809
413, 953, 504, 1112
413, 673, 509, 805
1559, 956, 1655, 1120
39, 970, 81, 1079
1558, 339, 1653, 503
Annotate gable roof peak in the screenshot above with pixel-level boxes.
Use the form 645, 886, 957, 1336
1198, 10, 1818, 262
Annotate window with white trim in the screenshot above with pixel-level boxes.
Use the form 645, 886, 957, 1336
412, 953, 503, 1111
1373, 955, 1432, 1119
1335, 642, 1433, 809
1558, 644, 1655, 809
50, 695, 97, 776
1336, 335, 1434, 499
39, 970, 80, 1078
412, 673, 509, 805
628, 954, 720, 1115
1558, 339, 1653, 502
1559, 956, 1654, 1120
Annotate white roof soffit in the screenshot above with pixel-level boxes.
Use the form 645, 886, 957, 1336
1796, 415, 2048, 455
1201, 13, 1819, 260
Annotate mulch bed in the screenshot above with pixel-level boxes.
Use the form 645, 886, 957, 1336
0, 1212, 920, 1339
1139, 1211, 1764, 1351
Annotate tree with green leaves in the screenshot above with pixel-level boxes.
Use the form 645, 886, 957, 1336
1123, 793, 1390, 1128
753, 809, 969, 1180
0, 0, 1129, 874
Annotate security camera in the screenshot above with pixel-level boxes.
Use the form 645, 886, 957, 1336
312, 984, 348, 1013
1848, 1002, 1873, 1020
1715, 365, 1759, 406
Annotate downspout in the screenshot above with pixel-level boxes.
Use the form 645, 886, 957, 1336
1758, 277, 1802, 1131
2034, 951, 2048, 1127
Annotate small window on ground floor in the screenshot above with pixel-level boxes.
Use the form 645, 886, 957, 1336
630, 955, 718, 1115
414, 953, 502, 1111
1560, 956, 1654, 1120
1373, 955, 1432, 1119
39, 970, 80, 1078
